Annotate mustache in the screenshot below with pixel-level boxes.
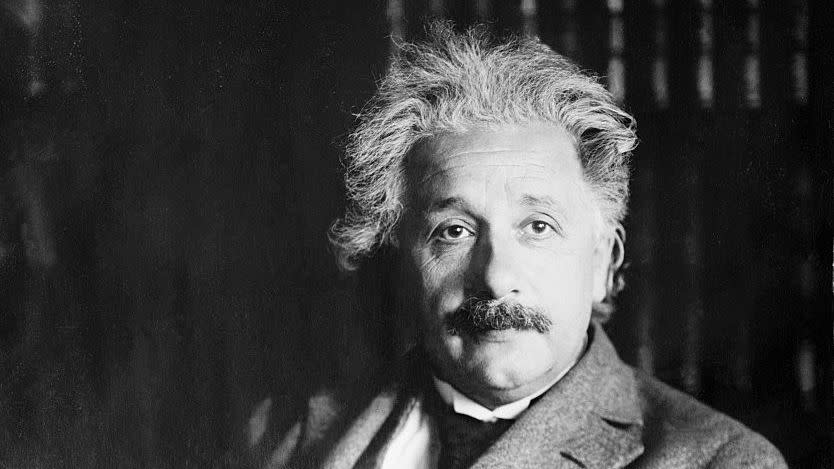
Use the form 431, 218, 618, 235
445, 296, 552, 336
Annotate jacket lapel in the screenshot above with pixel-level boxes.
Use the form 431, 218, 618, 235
470, 322, 645, 469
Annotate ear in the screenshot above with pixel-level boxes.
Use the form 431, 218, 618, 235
591, 225, 625, 303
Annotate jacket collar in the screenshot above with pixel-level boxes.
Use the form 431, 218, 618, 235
318, 321, 644, 469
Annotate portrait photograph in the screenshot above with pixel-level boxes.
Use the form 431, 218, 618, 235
0, 1, 831, 468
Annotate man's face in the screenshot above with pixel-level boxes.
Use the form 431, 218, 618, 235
396, 124, 612, 407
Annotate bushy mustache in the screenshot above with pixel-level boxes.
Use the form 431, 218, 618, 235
445, 296, 552, 336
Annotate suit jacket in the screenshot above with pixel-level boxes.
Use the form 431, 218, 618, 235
257, 322, 787, 469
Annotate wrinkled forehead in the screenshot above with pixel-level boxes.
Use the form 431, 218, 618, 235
404, 124, 586, 196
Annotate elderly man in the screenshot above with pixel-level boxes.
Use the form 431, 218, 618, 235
258, 23, 786, 469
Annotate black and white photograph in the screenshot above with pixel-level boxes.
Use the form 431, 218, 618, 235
0, 1, 831, 468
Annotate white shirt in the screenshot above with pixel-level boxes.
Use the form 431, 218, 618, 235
379, 363, 578, 469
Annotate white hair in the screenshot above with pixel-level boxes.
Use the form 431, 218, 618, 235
329, 22, 637, 319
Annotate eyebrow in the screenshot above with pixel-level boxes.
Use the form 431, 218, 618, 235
519, 194, 564, 212
426, 197, 468, 213
423, 194, 565, 214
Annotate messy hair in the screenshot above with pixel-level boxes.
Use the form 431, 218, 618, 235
328, 22, 637, 321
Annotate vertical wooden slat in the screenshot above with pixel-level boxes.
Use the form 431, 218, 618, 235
429, 0, 445, 19
475, 0, 491, 22
520, 0, 538, 37
808, 1, 834, 436
743, 0, 761, 108
651, 0, 670, 110
678, 0, 708, 397
791, 0, 809, 105
576, 1, 609, 88
554, 0, 579, 61
696, 0, 714, 108
788, 0, 816, 414
703, 0, 748, 400
631, 0, 671, 375
793, 166, 817, 410
387, 0, 404, 51
18, 0, 45, 98
607, 0, 625, 103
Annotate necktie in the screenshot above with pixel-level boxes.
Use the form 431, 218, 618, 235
424, 388, 514, 469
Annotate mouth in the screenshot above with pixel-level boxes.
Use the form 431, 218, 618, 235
465, 329, 524, 343
447, 324, 545, 346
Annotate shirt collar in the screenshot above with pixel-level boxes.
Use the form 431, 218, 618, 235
431, 356, 580, 423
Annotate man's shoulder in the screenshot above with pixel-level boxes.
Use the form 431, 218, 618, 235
631, 368, 786, 468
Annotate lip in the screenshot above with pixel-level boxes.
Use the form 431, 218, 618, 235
465, 329, 523, 343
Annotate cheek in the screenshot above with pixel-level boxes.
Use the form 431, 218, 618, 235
422, 258, 466, 312
532, 248, 597, 309
404, 247, 468, 315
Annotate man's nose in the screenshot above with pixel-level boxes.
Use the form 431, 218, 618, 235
468, 230, 522, 299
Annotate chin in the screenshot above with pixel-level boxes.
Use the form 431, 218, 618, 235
459, 330, 556, 391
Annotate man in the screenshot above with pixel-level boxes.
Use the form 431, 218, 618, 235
253, 23, 786, 469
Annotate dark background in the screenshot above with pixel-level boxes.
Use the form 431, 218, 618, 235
0, 0, 830, 467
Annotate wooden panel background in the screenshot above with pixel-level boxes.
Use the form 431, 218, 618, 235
0, 0, 830, 467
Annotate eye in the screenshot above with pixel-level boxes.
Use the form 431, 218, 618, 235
434, 224, 475, 241
524, 220, 557, 237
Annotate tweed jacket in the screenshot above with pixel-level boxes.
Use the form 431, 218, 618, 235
257, 322, 787, 469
